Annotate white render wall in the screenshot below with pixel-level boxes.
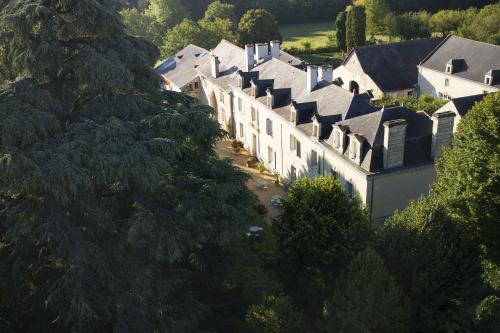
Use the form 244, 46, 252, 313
197, 75, 437, 224
418, 66, 498, 99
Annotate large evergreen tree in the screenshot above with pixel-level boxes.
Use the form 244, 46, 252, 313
335, 10, 347, 52
0, 0, 256, 331
346, 5, 366, 51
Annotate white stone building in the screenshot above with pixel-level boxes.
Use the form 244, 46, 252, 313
434, 93, 487, 132
332, 38, 442, 100
157, 40, 458, 224
418, 35, 500, 100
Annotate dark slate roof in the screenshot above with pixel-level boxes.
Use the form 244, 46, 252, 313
155, 44, 208, 88
438, 93, 487, 117
335, 107, 433, 171
345, 38, 443, 92
420, 35, 500, 88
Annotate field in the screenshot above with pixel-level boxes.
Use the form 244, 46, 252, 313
280, 22, 334, 49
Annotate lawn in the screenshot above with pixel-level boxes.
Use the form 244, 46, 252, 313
280, 22, 334, 49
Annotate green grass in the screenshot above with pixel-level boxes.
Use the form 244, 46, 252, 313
280, 22, 334, 49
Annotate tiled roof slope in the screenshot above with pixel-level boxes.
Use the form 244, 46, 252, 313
346, 38, 443, 92
420, 35, 500, 88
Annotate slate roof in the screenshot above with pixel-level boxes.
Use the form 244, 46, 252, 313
334, 107, 433, 171
155, 44, 208, 89
345, 38, 443, 92
420, 35, 500, 88
438, 93, 487, 117
196, 40, 435, 174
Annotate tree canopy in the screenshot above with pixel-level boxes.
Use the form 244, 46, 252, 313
237, 9, 282, 46
0, 0, 256, 331
346, 5, 366, 51
271, 176, 372, 321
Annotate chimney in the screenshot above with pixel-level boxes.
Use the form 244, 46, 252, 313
318, 65, 333, 83
307, 65, 318, 92
245, 44, 255, 71
255, 43, 269, 62
210, 54, 220, 78
383, 119, 407, 169
270, 40, 280, 59
431, 111, 456, 159
250, 78, 258, 97
266, 87, 274, 109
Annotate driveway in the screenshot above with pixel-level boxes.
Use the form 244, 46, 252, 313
215, 140, 287, 223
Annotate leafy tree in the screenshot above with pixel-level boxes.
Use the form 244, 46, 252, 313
346, 5, 366, 51
434, 92, 500, 264
362, 0, 391, 38
430, 9, 466, 36
378, 196, 482, 332
476, 295, 500, 333
200, 0, 236, 26
121, 0, 190, 46
245, 294, 306, 333
324, 247, 409, 333
0, 0, 257, 331
335, 10, 347, 52
384, 11, 399, 41
272, 176, 372, 320
237, 9, 282, 46
459, 2, 500, 45
394, 11, 431, 40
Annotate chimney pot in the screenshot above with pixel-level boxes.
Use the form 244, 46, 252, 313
431, 111, 456, 158
270, 40, 280, 59
383, 119, 407, 169
307, 65, 318, 92
245, 44, 255, 71
210, 54, 220, 78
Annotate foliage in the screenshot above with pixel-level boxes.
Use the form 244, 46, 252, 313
374, 94, 447, 114
378, 196, 482, 332
272, 176, 372, 320
430, 9, 470, 36
359, 0, 391, 37
121, 0, 190, 46
245, 294, 306, 333
0, 0, 258, 331
346, 5, 366, 51
434, 92, 500, 264
394, 11, 431, 40
324, 247, 409, 333
335, 11, 347, 52
237, 9, 281, 46
199, 0, 236, 26
459, 2, 500, 45
476, 295, 500, 333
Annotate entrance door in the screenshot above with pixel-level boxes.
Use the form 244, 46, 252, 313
252, 134, 257, 156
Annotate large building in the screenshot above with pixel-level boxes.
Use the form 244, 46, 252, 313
418, 35, 500, 99
332, 38, 442, 99
157, 39, 463, 224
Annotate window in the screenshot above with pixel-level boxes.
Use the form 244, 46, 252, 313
268, 146, 273, 163
238, 98, 243, 111
311, 149, 318, 167
350, 140, 358, 160
346, 181, 354, 198
290, 109, 296, 123
266, 118, 273, 137
194, 82, 199, 89
251, 106, 258, 124
290, 134, 297, 151
220, 92, 224, 104
485, 77, 491, 85
445, 78, 449, 87
312, 123, 319, 138
239, 123, 244, 138
446, 65, 452, 73
407, 90, 413, 97
330, 168, 337, 179
296, 140, 301, 158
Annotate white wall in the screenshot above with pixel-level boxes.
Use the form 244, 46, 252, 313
418, 66, 498, 99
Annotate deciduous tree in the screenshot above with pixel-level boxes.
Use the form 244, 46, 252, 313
237, 9, 282, 46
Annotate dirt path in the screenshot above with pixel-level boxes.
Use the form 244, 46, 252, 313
215, 140, 287, 224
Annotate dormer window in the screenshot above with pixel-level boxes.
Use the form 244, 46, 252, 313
238, 75, 243, 89
348, 134, 364, 165
485, 76, 491, 85
350, 140, 358, 160
266, 88, 274, 109
446, 64, 452, 74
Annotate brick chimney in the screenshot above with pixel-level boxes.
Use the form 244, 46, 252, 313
307, 65, 318, 92
383, 119, 407, 169
270, 40, 280, 59
210, 54, 220, 78
431, 111, 456, 158
245, 44, 254, 71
